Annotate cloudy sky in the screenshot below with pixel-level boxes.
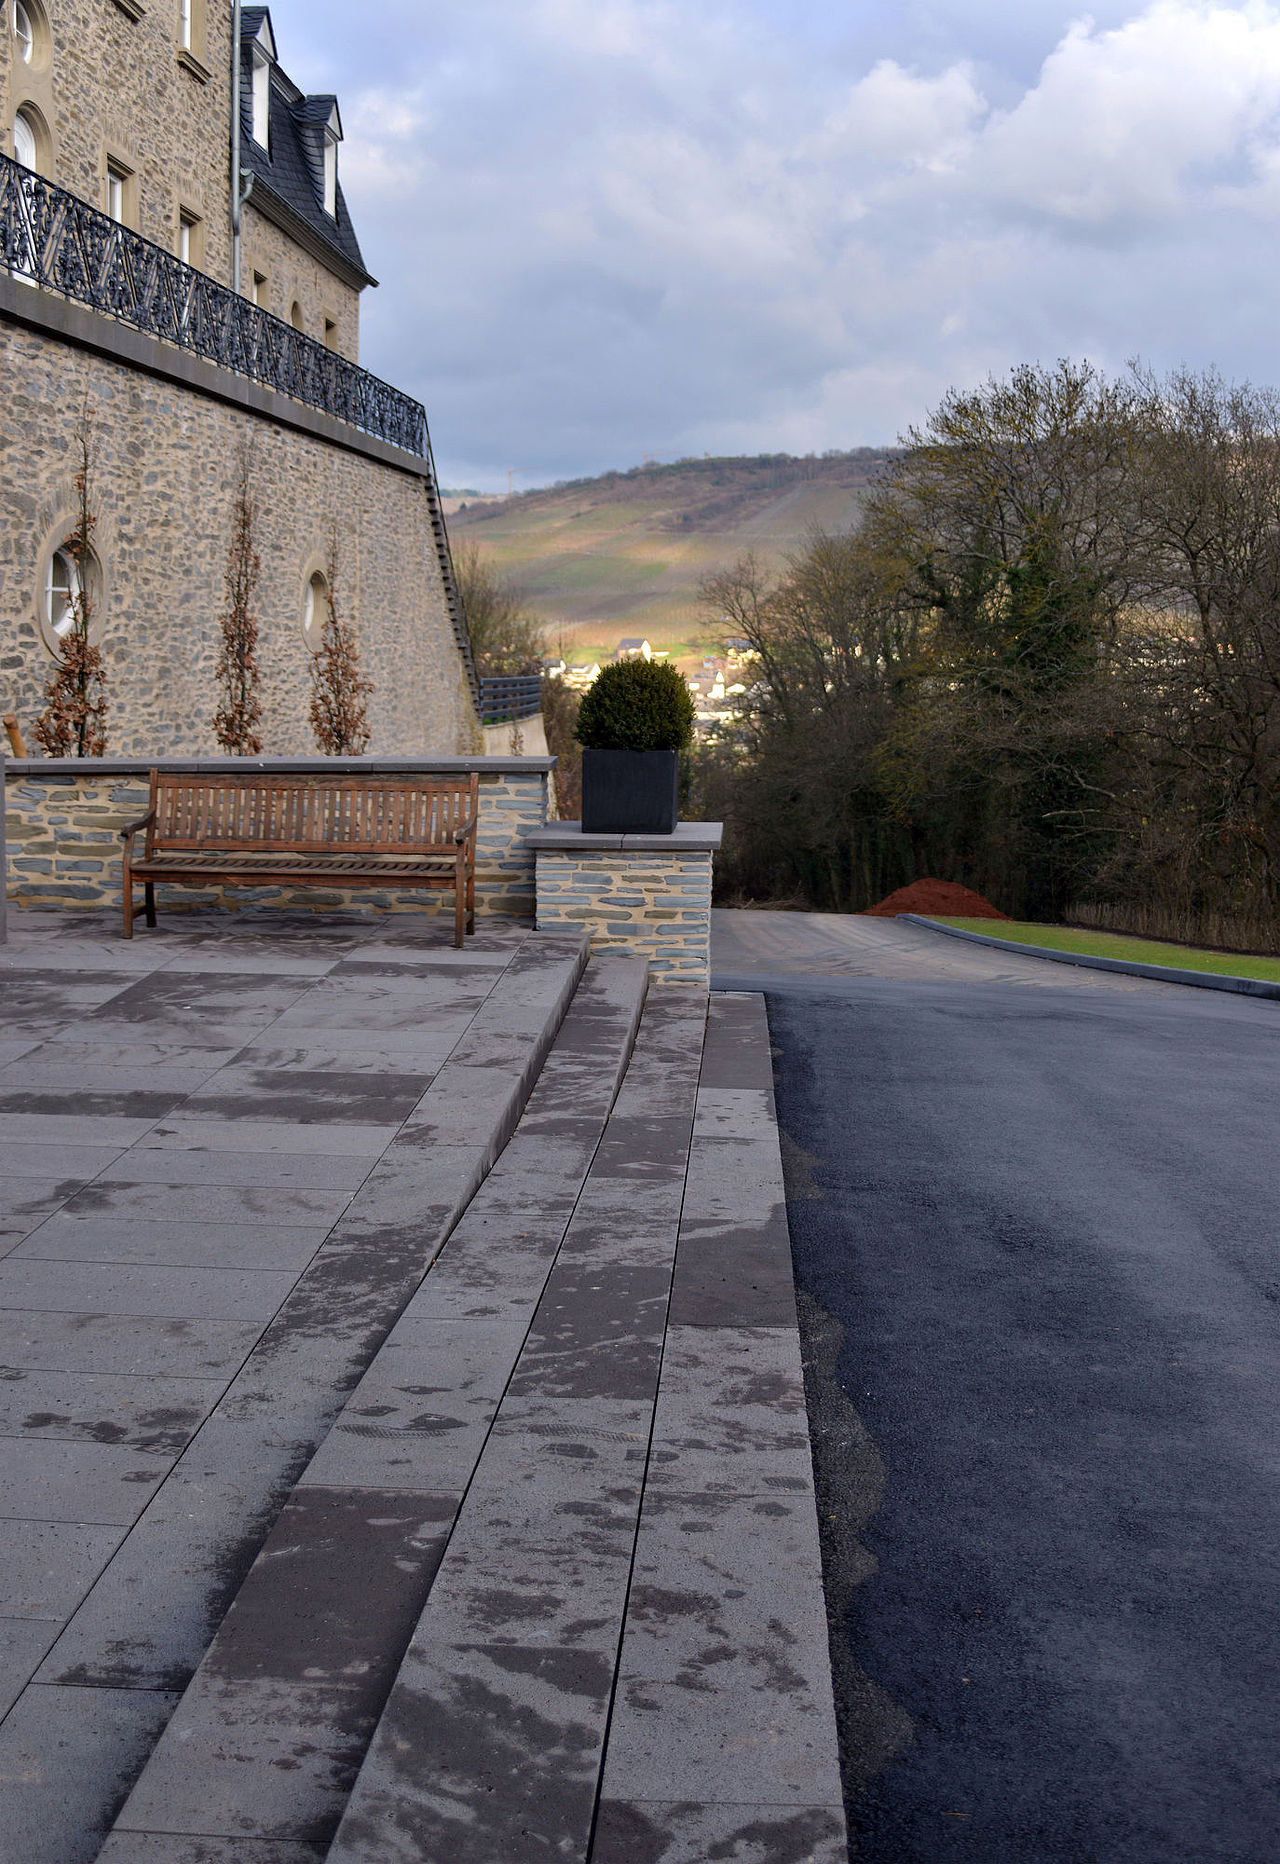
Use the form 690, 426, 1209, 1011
274, 1, 1280, 488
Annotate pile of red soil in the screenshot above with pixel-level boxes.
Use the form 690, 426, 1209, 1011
861, 878, 1010, 920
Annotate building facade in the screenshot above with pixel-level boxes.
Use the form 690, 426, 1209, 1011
1, 0, 480, 756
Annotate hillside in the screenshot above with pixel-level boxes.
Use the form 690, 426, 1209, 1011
445, 450, 895, 666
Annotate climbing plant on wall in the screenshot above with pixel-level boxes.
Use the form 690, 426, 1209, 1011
33, 404, 109, 758
212, 438, 264, 755
308, 530, 372, 755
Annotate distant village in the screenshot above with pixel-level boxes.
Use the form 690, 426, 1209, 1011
544, 635, 755, 737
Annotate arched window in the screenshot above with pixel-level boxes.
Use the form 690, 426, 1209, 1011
302, 569, 329, 649
13, 107, 38, 170
290, 301, 304, 331
40, 544, 101, 656
13, 1, 33, 61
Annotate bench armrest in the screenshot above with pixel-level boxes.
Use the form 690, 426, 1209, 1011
119, 809, 155, 846
453, 812, 478, 846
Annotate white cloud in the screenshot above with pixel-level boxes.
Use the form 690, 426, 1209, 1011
268, 0, 1280, 483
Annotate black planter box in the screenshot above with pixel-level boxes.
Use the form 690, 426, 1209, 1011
581, 748, 679, 834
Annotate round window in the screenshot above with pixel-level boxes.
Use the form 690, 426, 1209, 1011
302, 570, 329, 649
13, 1, 33, 61
40, 544, 101, 656
13, 108, 37, 170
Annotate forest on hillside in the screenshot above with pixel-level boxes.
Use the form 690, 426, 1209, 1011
687, 362, 1280, 952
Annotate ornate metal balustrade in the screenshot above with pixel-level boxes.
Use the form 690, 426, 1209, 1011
0, 153, 427, 456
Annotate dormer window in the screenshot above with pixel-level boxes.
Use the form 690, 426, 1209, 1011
251, 45, 270, 150
323, 129, 337, 217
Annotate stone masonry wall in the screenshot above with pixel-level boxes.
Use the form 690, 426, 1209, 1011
241, 204, 360, 362
3, 0, 235, 283
534, 848, 715, 986
1, 318, 481, 759
4, 759, 552, 921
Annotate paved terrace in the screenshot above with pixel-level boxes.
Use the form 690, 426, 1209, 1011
0, 908, 844, 1863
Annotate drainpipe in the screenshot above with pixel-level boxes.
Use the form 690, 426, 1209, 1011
230, 0, 254, 291
231, 0, 242, 293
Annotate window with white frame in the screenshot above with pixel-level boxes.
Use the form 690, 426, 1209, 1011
179, 0, 191, 49
105, 159, 130, 223
40, 544, 101, 656
178, 209, 200, 265
323, 131, 337, 217
251, 46, 270, 150
13, 109, 37, 170
13, 0, 33, 60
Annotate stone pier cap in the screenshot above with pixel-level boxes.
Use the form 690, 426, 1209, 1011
529, 820, 723, 987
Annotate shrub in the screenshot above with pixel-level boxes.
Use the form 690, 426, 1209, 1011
575, 658, 696, 752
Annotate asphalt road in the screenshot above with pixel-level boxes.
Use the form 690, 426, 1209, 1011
711, 912, 1280, 1863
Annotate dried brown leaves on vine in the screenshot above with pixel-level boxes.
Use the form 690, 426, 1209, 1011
34, 404, 109, 758
213, 439, 264, 754
308, 533, 372, 755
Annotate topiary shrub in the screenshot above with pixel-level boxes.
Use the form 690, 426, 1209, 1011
575, 658, 696, 752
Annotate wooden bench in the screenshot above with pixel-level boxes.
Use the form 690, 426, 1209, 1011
120, 770, 479, 945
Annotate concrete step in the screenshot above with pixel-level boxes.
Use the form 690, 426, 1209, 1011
323, 992, 847, 1863
0, 923, 587, 1864
97, 956, 650, 1860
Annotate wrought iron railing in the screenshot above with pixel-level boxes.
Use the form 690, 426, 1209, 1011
0, 152, 427, 456
479, 673, 544, 724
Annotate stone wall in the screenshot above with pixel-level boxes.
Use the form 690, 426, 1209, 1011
530, 824, 721, 986
4, 756, 554, 921
3, 0, 235, 282
0, 315, 481, 759
241, 203, 360, 362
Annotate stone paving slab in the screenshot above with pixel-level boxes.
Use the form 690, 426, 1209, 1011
0, 909, 587, 1862
595, 992, 847, 1857
322, 988, 844, 1864
327, 990, 709, 1863
107, 957, 650, 1858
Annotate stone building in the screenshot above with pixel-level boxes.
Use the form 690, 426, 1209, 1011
1, 0, 480, 755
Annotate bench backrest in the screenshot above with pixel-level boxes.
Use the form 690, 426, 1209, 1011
147, 772, 479, 855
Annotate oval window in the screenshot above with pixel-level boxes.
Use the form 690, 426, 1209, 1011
40, 544, 101, 655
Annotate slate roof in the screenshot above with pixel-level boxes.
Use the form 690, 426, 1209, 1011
239, 8, 375, 291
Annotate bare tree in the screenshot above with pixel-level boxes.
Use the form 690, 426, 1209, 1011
33, 404, 109, 758
452, 539, 544, 674
212, 438, 264, 754
308, 531, 372, 755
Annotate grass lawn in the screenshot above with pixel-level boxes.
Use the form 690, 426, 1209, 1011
933, 919, 1280, 983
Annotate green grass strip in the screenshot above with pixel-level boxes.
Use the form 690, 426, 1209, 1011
932, 919, 1280, 983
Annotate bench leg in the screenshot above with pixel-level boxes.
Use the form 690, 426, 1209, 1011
144, 882, 157, 929
466, 860, 475, 934
122, 878, 134, 940
454, 870, 465, 949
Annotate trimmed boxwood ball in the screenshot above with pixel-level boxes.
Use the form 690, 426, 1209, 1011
575, 658, 696, 752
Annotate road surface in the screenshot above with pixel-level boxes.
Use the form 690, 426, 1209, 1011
711, 911, 1280, 1863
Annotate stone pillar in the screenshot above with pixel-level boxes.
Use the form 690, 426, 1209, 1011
528, 822, 723, 987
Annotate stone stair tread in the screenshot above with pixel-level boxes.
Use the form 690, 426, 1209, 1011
101, 957, 649, 1859
328, 989, 848, 1864
0, 925, 586, 1864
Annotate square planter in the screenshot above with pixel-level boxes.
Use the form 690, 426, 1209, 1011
581, 748, 679, 834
